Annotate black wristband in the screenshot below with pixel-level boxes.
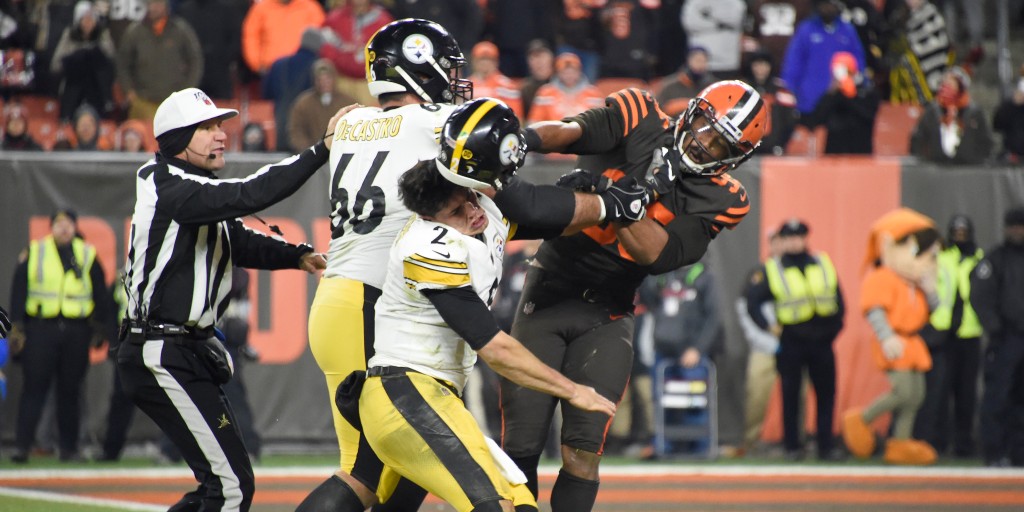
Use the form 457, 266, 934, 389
523, 127, 542, 153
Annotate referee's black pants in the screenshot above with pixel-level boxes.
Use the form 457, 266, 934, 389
15, 317, 91, 459
117, 334, 254, 512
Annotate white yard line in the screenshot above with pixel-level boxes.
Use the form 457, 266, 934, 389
0, 486, 165, 511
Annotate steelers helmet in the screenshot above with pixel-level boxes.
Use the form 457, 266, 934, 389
364, 18, 472, 104
674, 80, 767, 176
436, 98, 525, 190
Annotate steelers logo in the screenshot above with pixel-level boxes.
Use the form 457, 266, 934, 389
498, 133, 522, 166
402, 34, 434, 65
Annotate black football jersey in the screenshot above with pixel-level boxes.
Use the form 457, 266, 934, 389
535, 88, 750, 292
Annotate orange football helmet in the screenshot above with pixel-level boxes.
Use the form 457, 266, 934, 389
674, 80, 767, 176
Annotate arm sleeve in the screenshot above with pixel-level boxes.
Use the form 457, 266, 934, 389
744, 267, 775, 330
156, 141, 329, 225
648, 215, 712, 275
492, 179, 575, 239
228, 219, 313, 270
564, 88, 658, 154
423, 287, 501, 351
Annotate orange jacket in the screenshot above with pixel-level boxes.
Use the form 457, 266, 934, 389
527, 81, 605, 124
471, 72, 523, 119
242, 0, 325, 73
860, 266, 932, 372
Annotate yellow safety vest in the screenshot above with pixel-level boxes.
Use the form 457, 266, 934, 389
764, 252, 839, 325
929, 246, 983, 338
25, 236, 96, 319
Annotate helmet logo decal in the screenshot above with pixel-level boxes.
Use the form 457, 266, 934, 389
402, 34, 434, 65
498, 133, 521, 166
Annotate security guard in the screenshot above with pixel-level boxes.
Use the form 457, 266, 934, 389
914, 215, 984, 457
746, 218, 845, 460
7, 208, 113, 463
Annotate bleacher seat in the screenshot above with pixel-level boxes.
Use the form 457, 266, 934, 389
14, 95, 59, 121
785, 125, 827, 157
873, 103, 921, 156
595, 78, 649, 97
27, 118, 66, 150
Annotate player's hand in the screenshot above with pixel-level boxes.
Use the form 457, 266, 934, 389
299, 252, 327, 273
643, 149, 675, 200
324, 103, 363, 150
599, 177, 649, 223
568, 383, 616, 417
681, 348, 701, 368
769, 324, 783, 338
555, 169, 608, 193
881, 336, 904, 361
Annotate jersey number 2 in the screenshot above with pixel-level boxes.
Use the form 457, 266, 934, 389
331, 151, 388, 238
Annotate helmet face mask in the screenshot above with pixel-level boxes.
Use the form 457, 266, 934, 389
437, 98, 525, 190
673, 80, 766, 176
366, 18, 473, 104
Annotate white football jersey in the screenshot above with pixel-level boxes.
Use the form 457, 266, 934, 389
324, 103, 458, 288
370, 193, 511, 392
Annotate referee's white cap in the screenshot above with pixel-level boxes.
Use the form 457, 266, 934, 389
153, 88, 238, 137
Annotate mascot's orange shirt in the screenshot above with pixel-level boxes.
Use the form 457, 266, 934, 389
860, 266, 933, 372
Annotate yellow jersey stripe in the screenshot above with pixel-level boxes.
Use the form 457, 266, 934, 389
407, 253, 469, 270
403, 261, 472, 287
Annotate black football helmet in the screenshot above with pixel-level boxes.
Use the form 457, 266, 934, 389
364, 18, 472, 104
436, 98, 526, 190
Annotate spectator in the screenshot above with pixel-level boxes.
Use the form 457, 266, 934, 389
486, 0, 557, 78
992, 75, 1024, 165
286, 58, 355, 153
597, 0, 656, 80
887, 0, 952, 104
262, 27, 323, 152
652, 0, 689, 77
320, 0, 392, 81
0, 0, 36, 51
103, 0, 147, 45
216, 267, 262, 462
53, 103, 112, 150
116, 0, 203, 121
970, 207, 1024, 467
241, 0, 324, 76
737, 230, 783, 454
1, 106, 43, 150
7, 208, 114, 463
176, 0, 246, 99
390, 0, 483, 52
553, 0, 602, 81
96, 271, 135, 462
806, 50, 880, 154
468, 41, 523, 119
526, 52, 603, 125
743, 51, 798, 156
241, 122, 267, 152
50, 0, 116, 119
914, 215, 984, 458
839, 0, 886, 80
520, 39, 554, 119
642, 258, 723, 456
781, 0, 865, 116
746, 219, 845, 461
909, 66, 993, 164
941, 0, 984, 67
749, 0, 814, 71
843, 208, 940, 465
26, 0, 77, 96
682, 0, 747, 78
656, 46, 717, 117
114, 118, 148, 152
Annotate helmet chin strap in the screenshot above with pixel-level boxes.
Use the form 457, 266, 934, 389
394, 65, 433, 102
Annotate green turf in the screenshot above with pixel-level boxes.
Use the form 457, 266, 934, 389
0, 496, 131, 512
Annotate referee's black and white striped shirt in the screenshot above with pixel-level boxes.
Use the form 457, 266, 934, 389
125, 141, 329, 330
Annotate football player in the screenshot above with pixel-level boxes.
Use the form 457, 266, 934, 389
354, 98, 615, 512
499, 80, 767, 511
298, 19, 645, 511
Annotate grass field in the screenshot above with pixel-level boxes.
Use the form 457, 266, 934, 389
1, 454, 1023, 511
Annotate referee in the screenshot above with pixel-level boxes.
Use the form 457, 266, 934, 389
116, 88, 347, 512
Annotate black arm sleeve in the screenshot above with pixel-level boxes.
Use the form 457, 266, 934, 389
9, 259, 28, 323
157, 140, 329, 225
493, 179, 575, 239
423, 287, 501, 351
745, 268, 775, 331
648, 216, 712, 275
228, 219, 313, 270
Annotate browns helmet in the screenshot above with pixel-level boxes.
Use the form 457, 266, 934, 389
364, 18, 472, 104
674, 80, 767, 176
436, 98, 525, 190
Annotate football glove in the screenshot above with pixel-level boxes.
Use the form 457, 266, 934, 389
599, 177, 649, 223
